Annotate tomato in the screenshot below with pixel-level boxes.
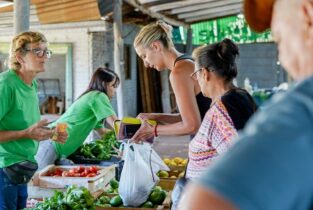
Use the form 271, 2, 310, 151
67, 172, 75, 177
45, 172, 52, 176
71, 166, 81, 173
84, 168, 90, 174
69, 169, 75, 174
73, 173, 81, 177
62, 171, 69, 177
86, 173, 96, 177
80, 171, 87, 177
54, 168, 63, 176
89, 166, 98, 173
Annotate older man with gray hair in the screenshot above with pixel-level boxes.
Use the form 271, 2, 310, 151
177, 0, 313, 209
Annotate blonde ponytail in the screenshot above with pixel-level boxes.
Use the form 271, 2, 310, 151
134, 21, 174, 49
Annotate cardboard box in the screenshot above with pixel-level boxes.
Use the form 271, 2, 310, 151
38, 165, 115, 192
26, 198, 43, 208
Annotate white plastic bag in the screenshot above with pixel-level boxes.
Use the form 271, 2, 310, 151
118, 141, 169, 207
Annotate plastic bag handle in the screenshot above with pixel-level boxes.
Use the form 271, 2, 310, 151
148, 148, 157, 182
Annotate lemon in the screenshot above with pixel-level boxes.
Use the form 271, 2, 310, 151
182, 159, 188, 166
178, 172, 184, 178
163, 158, 171, 165
173, 157, 183, 164
158, 170, 169, 178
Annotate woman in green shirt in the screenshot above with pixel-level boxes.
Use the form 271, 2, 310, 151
36, 67, 119, 170
0, 31, 67, 210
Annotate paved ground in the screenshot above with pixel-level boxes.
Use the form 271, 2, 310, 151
153, 135, 189, 159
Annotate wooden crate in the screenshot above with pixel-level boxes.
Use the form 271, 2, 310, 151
157, 168, 185, 191
161, 191, 171, 209
158, 179, 176, 191
38, 165, 115, 192
168, 165, 186, 171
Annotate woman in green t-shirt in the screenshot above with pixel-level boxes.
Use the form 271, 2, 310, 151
36, 67, 119, 170
0, 31, 67, 210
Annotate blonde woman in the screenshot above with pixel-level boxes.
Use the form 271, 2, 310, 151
0, 31, 67, 209
132, 21, 211, 141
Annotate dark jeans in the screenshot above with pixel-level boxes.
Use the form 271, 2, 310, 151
0, 169, 28, 210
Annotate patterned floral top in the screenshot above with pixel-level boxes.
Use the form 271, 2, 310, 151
186, 89, 256, 179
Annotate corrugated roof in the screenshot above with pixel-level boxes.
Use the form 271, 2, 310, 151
0, 0, 244, 29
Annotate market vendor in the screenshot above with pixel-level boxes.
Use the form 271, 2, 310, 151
0, 31, 67, 210
36, 67, 119, 170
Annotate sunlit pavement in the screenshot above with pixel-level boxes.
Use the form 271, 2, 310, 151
153, 135, 189, 158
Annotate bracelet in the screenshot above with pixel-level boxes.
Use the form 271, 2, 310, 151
154, 124, 158, 137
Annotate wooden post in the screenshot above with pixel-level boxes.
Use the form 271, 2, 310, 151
14, 0, 30, 35
113, 0, 127, 117
161, 71, 171, 113
186, 27, 193, 54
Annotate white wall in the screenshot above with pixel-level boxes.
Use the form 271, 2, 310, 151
0, 23, 140, 116
44, 28, 91, 100
0, 27, 94, 101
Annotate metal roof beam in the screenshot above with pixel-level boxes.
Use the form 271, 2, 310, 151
185, 9, 241, 23
170, 0, 242, 14
124, 0, 190, 28
138, 0, 162, 3
150, 0, 217, 12
178, 4, 242, 19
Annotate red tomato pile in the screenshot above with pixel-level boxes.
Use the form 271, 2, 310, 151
45, 166, 100, 177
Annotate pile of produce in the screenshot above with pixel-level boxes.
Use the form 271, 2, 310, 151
72, 130, 121, 160
24, 185, 95, 210
157, 169, 184, 179
157, 157, 187, 179
163, 157, 188, 167
104, 178, 120, 194
96, 184, 167, 208
44, 166, 100, 177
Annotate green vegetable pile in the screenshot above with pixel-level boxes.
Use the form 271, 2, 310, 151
73, 130, 121, 160
24, 185, 95, 210
96, 179, 167, 208
104, 178, 120, 194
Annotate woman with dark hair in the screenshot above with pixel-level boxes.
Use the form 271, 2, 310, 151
187, 38, 257, 178
36, 67, 119, 169
171, 38, 257, 210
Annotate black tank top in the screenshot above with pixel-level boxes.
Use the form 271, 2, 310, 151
221, 88, 257, 130
174, 54, 211, 120
174, 54, 194, 66
196, 92, 211, 120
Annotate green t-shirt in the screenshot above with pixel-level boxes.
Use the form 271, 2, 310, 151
52, 91, 115, 158
0, 70, 40, 168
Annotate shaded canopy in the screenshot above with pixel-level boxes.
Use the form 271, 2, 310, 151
0, 0, 243, 28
